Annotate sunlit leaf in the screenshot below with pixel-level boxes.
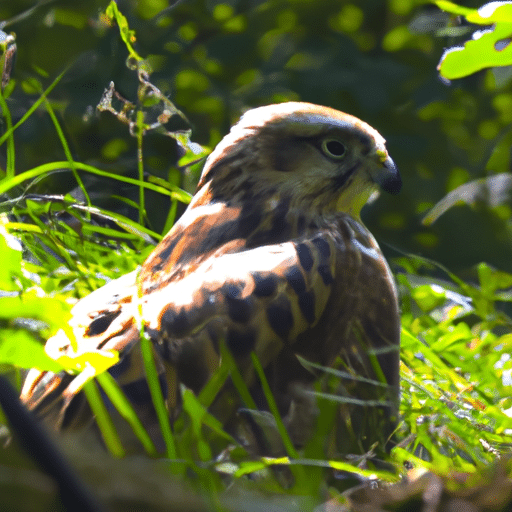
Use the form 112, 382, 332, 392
436, 1, 512, 79
56, 348, 119, 375
0, 294, 71, 331
105, 0, 146, 64
0, 329, 62, 372
0, 225, 22, 291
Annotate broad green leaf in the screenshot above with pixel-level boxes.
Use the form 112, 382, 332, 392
411, 284, 447, 312
439, 23, 512, 79
467, 1, 512, 24
436, 1, 512, 79
435, 1, 512, 24
478, 262, 512, 296
0, 329, 62, 372
0, 293, 71, 337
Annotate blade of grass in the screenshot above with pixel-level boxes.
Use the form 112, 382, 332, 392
250, 352, 298, 459
146, 174, 192, 198
0, 161, 191, 202
0, 90, 15, 178
96, 371, 157, 456
296, 355, 389, 387
81, 223, 149, 241
250, 352, 312, 490
82, 377, 125, 458
307, 390, 394, 407
198, 351, 232, 409
135, 271, 178, 463
234, 456, 398, 481
70, 202, 161, 242
111, 194, 142, 211
0, 66, 69, 148
183, 387, 234, 443
21, 206, 79, 270
3, 221, 44, 234
42, 96, 91, 208
136, 110, 146, 226
138, 332, 177, 459
162, 198, 178, 236
219, 342, 256, 410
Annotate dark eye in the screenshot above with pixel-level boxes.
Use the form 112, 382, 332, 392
321, 139, 346, 159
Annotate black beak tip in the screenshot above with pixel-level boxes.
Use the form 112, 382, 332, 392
381, 156, 402, 195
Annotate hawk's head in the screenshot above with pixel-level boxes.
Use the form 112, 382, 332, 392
194, 102, 401, 217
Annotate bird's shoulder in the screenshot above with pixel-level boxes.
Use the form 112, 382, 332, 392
139, 212, 377, 344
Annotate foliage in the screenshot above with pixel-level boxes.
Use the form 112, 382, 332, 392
0, 224, 66, 374
436, 1, 512, 80
398, 257, 512, 471
1, 0, 512, 510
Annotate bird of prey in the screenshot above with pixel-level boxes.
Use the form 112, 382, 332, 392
20, 102, 401, 457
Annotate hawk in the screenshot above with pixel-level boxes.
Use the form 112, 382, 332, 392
20, 102, 401, 457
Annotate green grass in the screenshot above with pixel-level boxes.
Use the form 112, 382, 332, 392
396, 257, 512, 472
2, 90, 511, 501
2, 2, 512, 508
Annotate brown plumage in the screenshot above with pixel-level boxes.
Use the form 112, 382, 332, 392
21, 102, 401, 456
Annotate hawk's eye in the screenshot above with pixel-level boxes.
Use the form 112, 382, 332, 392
321, 139, 346, 159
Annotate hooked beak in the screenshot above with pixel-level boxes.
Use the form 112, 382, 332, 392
371, 155, 402, 195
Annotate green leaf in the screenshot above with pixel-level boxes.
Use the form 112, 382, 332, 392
105, 1, 149, 69
0, 329, 62, 372
411, 284, 447, 312
434, 1, 512, 24
0, 226, 22, 291
439, 24, 512, 79
433, 1, 476, 17
56, 348, 119, 375
0, 293, 70, 328
467, 2, 512, 24
436, 1, 512, 79
477, 262, 512, 296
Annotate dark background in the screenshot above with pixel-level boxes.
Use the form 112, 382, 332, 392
1, 0, 509, 274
